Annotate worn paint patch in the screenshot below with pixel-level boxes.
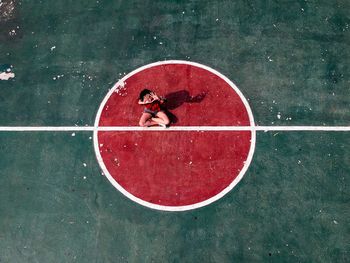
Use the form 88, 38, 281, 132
0, 0, 15, 22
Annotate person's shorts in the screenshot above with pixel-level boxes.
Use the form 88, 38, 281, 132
144, 108, 159, 116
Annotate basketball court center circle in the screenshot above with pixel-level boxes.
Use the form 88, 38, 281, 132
93, 60, 256, 211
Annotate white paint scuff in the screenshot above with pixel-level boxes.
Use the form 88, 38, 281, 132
0, 72, 15, 80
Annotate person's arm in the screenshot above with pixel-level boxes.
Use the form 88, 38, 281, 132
159, 96, 167, 103
150, 92, 167, 104
138, 97, 153, 105
150, 92, 160, 101
154, 93, 168, 104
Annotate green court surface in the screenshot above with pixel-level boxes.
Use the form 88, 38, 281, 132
0, 0, 349, 262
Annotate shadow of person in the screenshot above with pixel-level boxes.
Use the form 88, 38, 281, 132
165, 90, 207, 110
163, 90, 207, 123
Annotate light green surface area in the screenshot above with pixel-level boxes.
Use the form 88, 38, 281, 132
0, 0, 349, 262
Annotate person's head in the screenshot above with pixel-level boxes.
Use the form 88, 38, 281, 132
139, 89, 152, 101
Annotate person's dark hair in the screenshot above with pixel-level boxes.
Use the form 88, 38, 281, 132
139, 89, 152, 101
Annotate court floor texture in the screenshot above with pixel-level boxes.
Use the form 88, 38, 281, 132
0, 0, 349, 262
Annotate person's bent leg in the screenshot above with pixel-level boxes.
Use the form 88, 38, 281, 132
139, 113, 158, 127
153, 111, 170, 126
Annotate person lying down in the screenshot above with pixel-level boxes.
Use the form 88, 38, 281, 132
138, 89, 170, 128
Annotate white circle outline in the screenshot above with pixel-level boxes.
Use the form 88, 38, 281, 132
93, 60, 256, 212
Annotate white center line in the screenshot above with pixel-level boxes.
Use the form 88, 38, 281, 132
0, 126, 349, 131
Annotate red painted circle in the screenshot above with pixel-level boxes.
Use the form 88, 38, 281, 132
96, 62, 253, 209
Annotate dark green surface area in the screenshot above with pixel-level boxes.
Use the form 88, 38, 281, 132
0, 0, 349, 125
0, 0, 349, 262
0, 132, 349, 262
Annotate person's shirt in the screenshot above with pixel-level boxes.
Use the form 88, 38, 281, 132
144, 100, 161, 112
